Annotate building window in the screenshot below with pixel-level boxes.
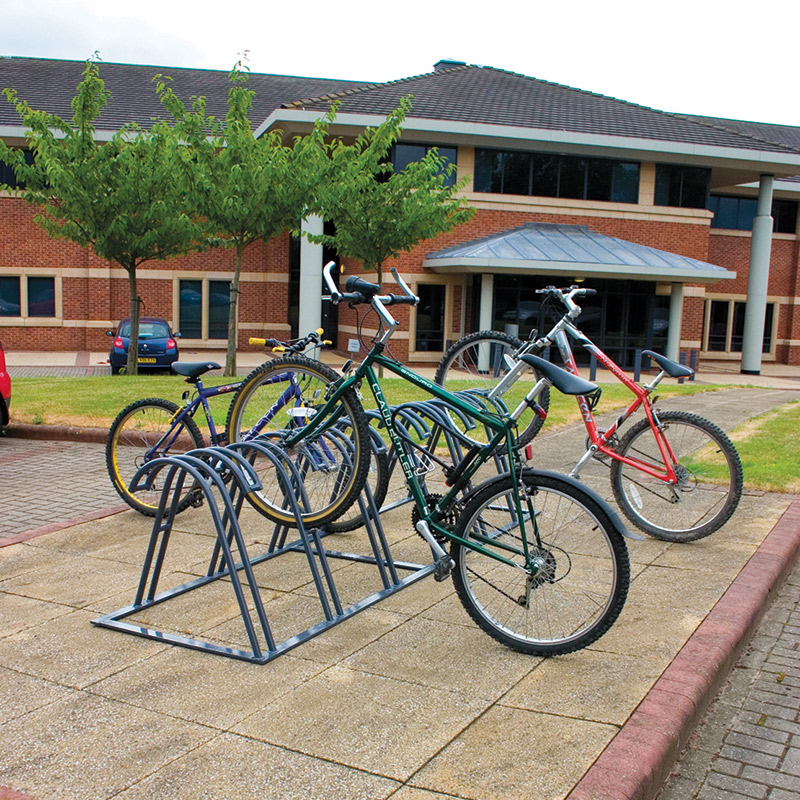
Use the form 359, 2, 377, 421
0, 150, 34, 190
178, 278, 231, 339
474, 149, 639, 203
654, 165, 710, 209
0, 275, 56, 317
415, 284, 446, 351
707, 195, 798, 234
392, 143, 457, 187
705, 299, 774, 354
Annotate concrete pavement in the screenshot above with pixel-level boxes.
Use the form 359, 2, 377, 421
1, 376, 799, 799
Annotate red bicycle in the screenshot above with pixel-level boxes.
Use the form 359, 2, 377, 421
436, 286, 743, 542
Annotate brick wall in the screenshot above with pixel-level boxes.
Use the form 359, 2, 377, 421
3, 193, 799, 363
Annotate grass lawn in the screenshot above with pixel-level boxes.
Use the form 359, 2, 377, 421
13, 371, 725, 431
11, 373, 798, 493
725, 400, 800, 493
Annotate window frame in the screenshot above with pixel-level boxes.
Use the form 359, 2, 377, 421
391, 143, 458, 187
654, 164, 711, 209
702, 296, 777, 357
707, 193, 799, 234
474, 147, 640, 204
176, 276, 233, 342
0, 273, 60, 322
408, 280, 453, 361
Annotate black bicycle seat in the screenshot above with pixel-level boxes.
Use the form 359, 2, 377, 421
172, 362, 222, 379
519, 354, 599, 396
642, 350, 693, 378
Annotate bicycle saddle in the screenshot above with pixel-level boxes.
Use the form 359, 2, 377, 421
519, 354, 599, 396
641, 351, 693, 378
171, 362, 222, 379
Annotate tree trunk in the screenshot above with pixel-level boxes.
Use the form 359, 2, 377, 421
224, 244, 244, 377
125, 265, 141, 376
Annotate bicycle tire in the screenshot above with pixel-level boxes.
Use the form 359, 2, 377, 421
225, 355, 371, 528
106, 397, 205, 516
450, 470, 629, 656
610, 410, 743, 542
435, 330, 551, 446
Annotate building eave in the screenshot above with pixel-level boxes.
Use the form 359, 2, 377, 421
259, 109, 800, 176
423, 257, 736, 282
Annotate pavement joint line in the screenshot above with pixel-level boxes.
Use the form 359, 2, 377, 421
567, 497, 800, 800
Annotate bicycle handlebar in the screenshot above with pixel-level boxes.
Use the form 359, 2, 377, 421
248, 328, 331, 353
536, 285, 597, 319
322, 261, 419, 308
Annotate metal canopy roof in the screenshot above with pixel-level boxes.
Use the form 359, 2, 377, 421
424, 222, 735, 282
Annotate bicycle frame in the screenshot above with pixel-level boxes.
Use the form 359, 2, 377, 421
283, 342, 538, 570
142, 379, 241, 463
515, 314, 681, 486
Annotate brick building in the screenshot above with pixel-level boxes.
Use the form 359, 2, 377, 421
2, 56, 800, 372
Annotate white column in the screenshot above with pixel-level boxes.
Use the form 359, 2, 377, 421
741, 176, 774, 374
477, 273, 494, 372
299, 215, 324, 354
666, 283, 684, 362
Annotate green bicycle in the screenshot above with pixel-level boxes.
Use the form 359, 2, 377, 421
225, 262, 637, 656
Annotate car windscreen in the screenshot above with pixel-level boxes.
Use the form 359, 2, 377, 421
118, 321, 171, 338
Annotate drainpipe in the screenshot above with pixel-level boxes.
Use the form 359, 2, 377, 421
741, 175, 774, 374
666, 283, 684, 362
299, 215, 324, 356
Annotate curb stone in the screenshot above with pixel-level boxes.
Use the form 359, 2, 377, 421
567, 498, 800, 800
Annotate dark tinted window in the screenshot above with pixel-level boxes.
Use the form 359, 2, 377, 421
475, 148, 639, 203
655, 165, 710, 208
208, 280, 231, 340
708, 194, 798, 234
415, 284, 446, 351
179, 279, 202, 338
27, 277, 55, 318
392, 143, 457, 187
0, 277, 21, 316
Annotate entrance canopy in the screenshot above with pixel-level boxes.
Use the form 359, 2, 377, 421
424, 222, 734, 282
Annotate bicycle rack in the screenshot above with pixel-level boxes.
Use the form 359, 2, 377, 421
92, 437, 444, 664
371, 396, 511, 515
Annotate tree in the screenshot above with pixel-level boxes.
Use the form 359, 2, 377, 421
0, 58, 205, 374
307, 96, 474, 289
158, 64, 330, 376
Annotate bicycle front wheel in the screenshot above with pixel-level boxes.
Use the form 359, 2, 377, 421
106, 398, 205, 516
435, 331, 550, 446
451, 471, 629, 656
225, 356, 370, 527
610, 410, 743, 541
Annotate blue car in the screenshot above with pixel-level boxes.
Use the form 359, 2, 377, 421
108, 317, 180, 375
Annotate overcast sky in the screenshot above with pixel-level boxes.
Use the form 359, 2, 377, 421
4, 0, 800, 127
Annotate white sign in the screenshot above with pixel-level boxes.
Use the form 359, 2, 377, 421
347, 339, 360, 352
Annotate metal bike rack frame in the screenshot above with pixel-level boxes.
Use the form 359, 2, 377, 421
92, 438, 440, 664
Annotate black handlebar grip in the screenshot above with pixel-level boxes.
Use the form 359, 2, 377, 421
384, 294, 417, 305
345, 276, 381, 296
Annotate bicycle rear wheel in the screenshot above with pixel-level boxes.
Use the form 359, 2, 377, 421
225, 356, 370, 527
435, 331, 550, 446
610, 410, 743, 541
106, 398, 205, 516
451, 471, 629, 656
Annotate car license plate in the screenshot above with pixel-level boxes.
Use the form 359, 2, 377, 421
137, 357, 157, 363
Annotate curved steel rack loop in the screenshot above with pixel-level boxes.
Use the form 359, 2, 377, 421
92, 436, 442, 664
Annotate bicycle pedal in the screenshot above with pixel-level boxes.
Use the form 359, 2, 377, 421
433, 555, 454, 582
189, 491, 205, 508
